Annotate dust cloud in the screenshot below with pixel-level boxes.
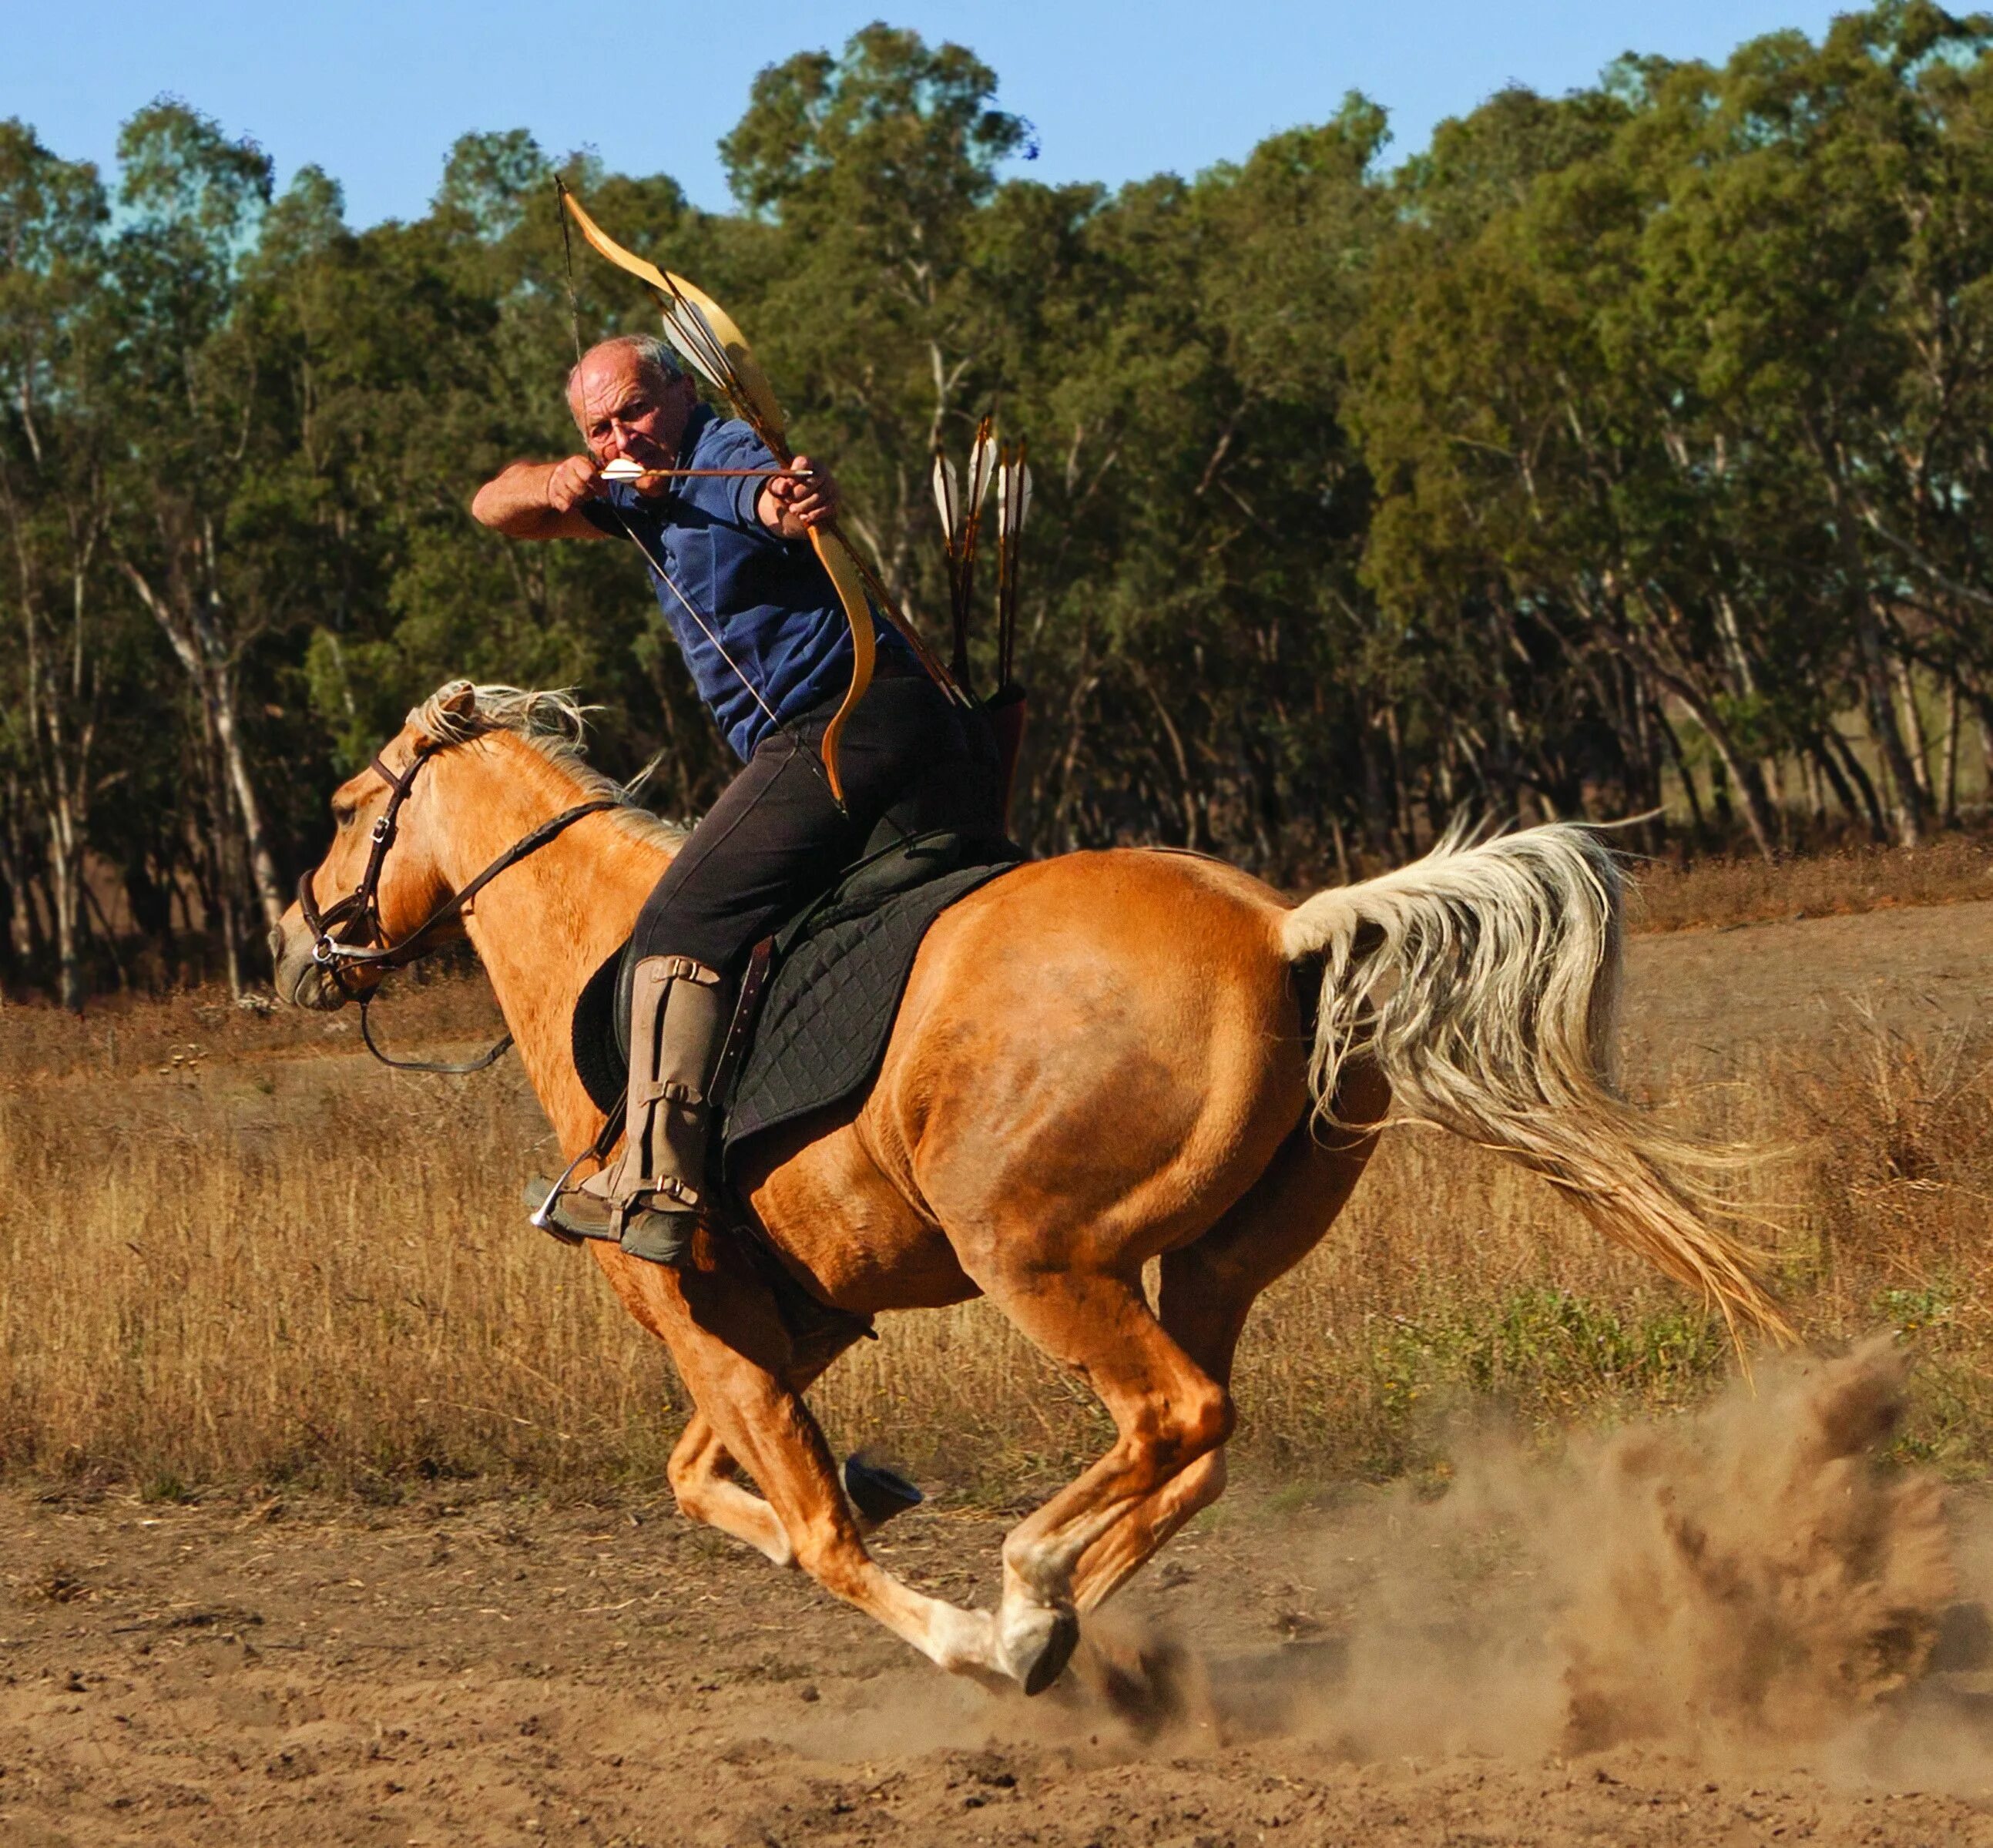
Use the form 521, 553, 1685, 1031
1278, 1336, 1967, 1773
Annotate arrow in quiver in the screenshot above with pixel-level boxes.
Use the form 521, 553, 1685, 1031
932, 418, 996, 689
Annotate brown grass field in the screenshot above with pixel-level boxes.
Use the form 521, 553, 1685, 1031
9, 844, 1993, 1844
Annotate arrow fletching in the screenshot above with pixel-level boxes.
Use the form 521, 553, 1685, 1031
931, 451, 961, 555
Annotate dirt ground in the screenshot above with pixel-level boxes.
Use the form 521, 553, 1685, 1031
10, 898, 1993, 1846
10, 1478, 1993, 1848
1622, 893, 1993, 1060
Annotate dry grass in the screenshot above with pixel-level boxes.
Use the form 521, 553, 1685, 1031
5, 974, 1993, 1504
1632, 834, 1993, 934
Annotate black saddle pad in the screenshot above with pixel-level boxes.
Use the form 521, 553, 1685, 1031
570, 830, 1023, 1168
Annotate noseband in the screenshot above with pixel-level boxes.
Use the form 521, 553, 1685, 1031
297, 747, 619, 1073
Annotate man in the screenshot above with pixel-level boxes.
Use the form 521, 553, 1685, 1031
473, 334, 982, 1263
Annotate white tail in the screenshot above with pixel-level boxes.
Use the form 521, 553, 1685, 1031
1280, 824, 1791, 1345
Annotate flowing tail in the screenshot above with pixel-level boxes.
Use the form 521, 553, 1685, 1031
1280, 824, 1793, 1347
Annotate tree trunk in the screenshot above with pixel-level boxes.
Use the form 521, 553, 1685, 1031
1892, 655, 1934, 800
1653, 703, 1707, 840
1941, 677, 1962, 827
1821, 724, 1888, 842
1638, 666, 1779, 862
119, 557, 284, 979
211, 667, 286, 934
1855, 610, 1928, 846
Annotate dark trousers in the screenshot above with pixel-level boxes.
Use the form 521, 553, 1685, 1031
632, 674, 991, 975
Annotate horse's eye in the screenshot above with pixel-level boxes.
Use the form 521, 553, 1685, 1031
332, 801, 357, 828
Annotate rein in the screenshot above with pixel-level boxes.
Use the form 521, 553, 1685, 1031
298, 747, 619, 1075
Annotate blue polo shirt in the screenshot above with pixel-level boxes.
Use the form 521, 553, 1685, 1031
586, 404, 913, 762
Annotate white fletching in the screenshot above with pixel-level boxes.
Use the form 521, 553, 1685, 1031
931, 453, 961, 548
660, 297, 733, 398
968, 425, 998, 515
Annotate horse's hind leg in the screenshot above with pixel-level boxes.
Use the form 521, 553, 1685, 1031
973, 1268, 1236, 1693
1069, 1067, 1388, 1615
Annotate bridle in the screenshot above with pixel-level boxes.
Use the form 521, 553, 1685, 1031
297, 746, 619, 1074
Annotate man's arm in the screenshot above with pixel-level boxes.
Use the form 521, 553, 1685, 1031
470, 457, 612, 540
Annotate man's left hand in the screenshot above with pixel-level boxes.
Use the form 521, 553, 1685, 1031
757, 455, 838, 539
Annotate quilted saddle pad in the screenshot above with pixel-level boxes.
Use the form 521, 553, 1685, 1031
569, 832, 1023, 1171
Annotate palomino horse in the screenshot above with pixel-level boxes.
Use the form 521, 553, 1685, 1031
272, 680, 1788, 1695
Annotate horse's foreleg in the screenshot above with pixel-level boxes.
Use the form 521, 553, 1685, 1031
666, 1414, 794, 1565
596, 1248, 1001, 1679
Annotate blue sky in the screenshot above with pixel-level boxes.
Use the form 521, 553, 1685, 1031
9, 2, 1854, 224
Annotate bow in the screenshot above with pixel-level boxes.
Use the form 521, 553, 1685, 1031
559, 186, 955, 803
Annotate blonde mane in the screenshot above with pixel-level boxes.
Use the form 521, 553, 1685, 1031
408, 680, 688, 850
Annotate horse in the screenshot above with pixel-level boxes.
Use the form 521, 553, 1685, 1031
270, 679, 1789, 1697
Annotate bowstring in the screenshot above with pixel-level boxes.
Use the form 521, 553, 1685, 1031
555, 176, 585, 367
606, 507, 855, 817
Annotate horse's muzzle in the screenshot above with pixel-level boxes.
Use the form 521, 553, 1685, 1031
269, 915, 349, 1012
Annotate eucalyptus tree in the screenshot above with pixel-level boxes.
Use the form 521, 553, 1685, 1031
717, 25, 1035, 618
103, 102, 296, 990
0, 120, 127, 1007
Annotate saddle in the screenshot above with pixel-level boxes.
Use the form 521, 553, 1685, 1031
569, 827, 1025, 1182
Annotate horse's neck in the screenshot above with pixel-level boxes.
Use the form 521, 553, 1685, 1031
432, 740, 669, 1151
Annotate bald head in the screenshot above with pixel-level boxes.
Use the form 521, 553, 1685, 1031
566, 335, 683, 428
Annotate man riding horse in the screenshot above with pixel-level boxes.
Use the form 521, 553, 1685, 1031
471, 334, 983, 1263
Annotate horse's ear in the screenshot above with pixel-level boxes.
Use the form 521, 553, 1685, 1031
408, 679, 479, 750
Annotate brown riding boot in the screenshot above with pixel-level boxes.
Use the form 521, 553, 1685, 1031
541, 955, 732, 1264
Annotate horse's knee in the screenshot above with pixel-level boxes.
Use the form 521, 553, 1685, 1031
666, 1426, 717, 1510
787, 1510, 875, 1598
666, 1428, 799, 1567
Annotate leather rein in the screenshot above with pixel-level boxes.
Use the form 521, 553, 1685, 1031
297, 747, 619, 1075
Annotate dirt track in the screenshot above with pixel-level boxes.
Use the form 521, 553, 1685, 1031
10, 898, 1993, 1846
1623, 894, 1993, 1059
10, 1481, 1993, 1848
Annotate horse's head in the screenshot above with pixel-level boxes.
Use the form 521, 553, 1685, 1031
270, 680, 486, 1010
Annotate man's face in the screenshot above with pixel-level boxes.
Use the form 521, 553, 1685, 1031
569, 347, 694, 488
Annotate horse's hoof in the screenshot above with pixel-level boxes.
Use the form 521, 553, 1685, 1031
999, 1601, 1081, 1696
844, 1456, 924, 1528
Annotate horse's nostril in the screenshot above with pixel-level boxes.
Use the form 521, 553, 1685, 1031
267, 924, 287, 964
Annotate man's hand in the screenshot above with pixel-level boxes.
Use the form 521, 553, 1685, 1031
544, 454, 603, 514
757, 455, 839, 540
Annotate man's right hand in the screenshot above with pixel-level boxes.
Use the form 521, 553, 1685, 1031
544, 453, 603, 514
